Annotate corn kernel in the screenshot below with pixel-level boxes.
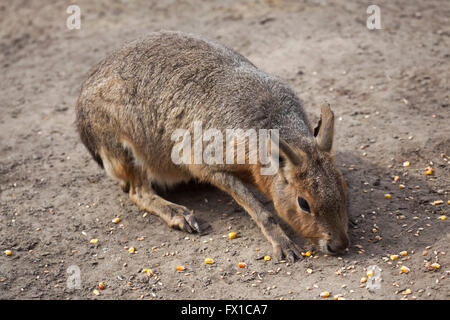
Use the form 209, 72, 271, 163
430, 263, 440, 270
176, 265, 186, 271
263, 255, 271, 261
361, 277, 367, 283
399, 184, 405, 189
4, 250, 12, 256
385, 194, 392, 199
228, 232, 237, 239
399, 251, 407, 256
142, 268, 153, 275
366, 270, 374, 277
301, 251, 312, 257
402, 288, 412, 295
93, 289, 100, 296
425, 167, 433, 175
90, 238, 99, 244
393, 176, 400, 182
238, 262, 246, 268
98, 282, 105, 290
433, 200, 443, 205
112, 217, 121, 224
438, 215, 447, 220
403, 161, 410, 167
390, 254, 399, 260
400, 266, 410, 273
205, 258, 214, 264
306, 268, 313, 274
320, 291, 330, 298
128, 247, 135, 253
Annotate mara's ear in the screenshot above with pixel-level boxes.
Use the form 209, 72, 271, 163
278, 137, 302, 167
262, 131, 304, 176
314, 104, 334, 152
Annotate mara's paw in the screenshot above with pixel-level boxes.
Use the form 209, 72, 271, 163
269, 227, 302, 263
167, 206, 201, 234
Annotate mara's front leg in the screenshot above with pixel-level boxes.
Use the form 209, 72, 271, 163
129, 183, 202, 234
204, 171, 302, 262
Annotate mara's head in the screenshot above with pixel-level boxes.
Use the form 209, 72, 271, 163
268, 105, 349, 255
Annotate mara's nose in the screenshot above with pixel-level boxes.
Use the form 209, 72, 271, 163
327, 235, 350, 255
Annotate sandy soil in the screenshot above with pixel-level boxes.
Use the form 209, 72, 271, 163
0, 0, 449, 300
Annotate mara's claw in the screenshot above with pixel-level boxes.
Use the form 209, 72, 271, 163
270, 227, 302, 263
183, 211, 201, 233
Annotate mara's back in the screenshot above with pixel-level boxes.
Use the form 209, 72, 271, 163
76, 31, 311, 175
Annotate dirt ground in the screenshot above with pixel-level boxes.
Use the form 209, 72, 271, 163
0, 0, 449, 300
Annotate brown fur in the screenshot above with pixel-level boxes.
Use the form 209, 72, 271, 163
76, 31, 349, 261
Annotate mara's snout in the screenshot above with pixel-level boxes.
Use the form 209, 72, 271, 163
76, 30, 349, 263
323, 234, 350, 256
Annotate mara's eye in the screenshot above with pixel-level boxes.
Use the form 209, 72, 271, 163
297, 197, 310, 213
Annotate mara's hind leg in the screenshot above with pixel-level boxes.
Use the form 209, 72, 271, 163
120, 181, 130, 193
99, 147, 201, 234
